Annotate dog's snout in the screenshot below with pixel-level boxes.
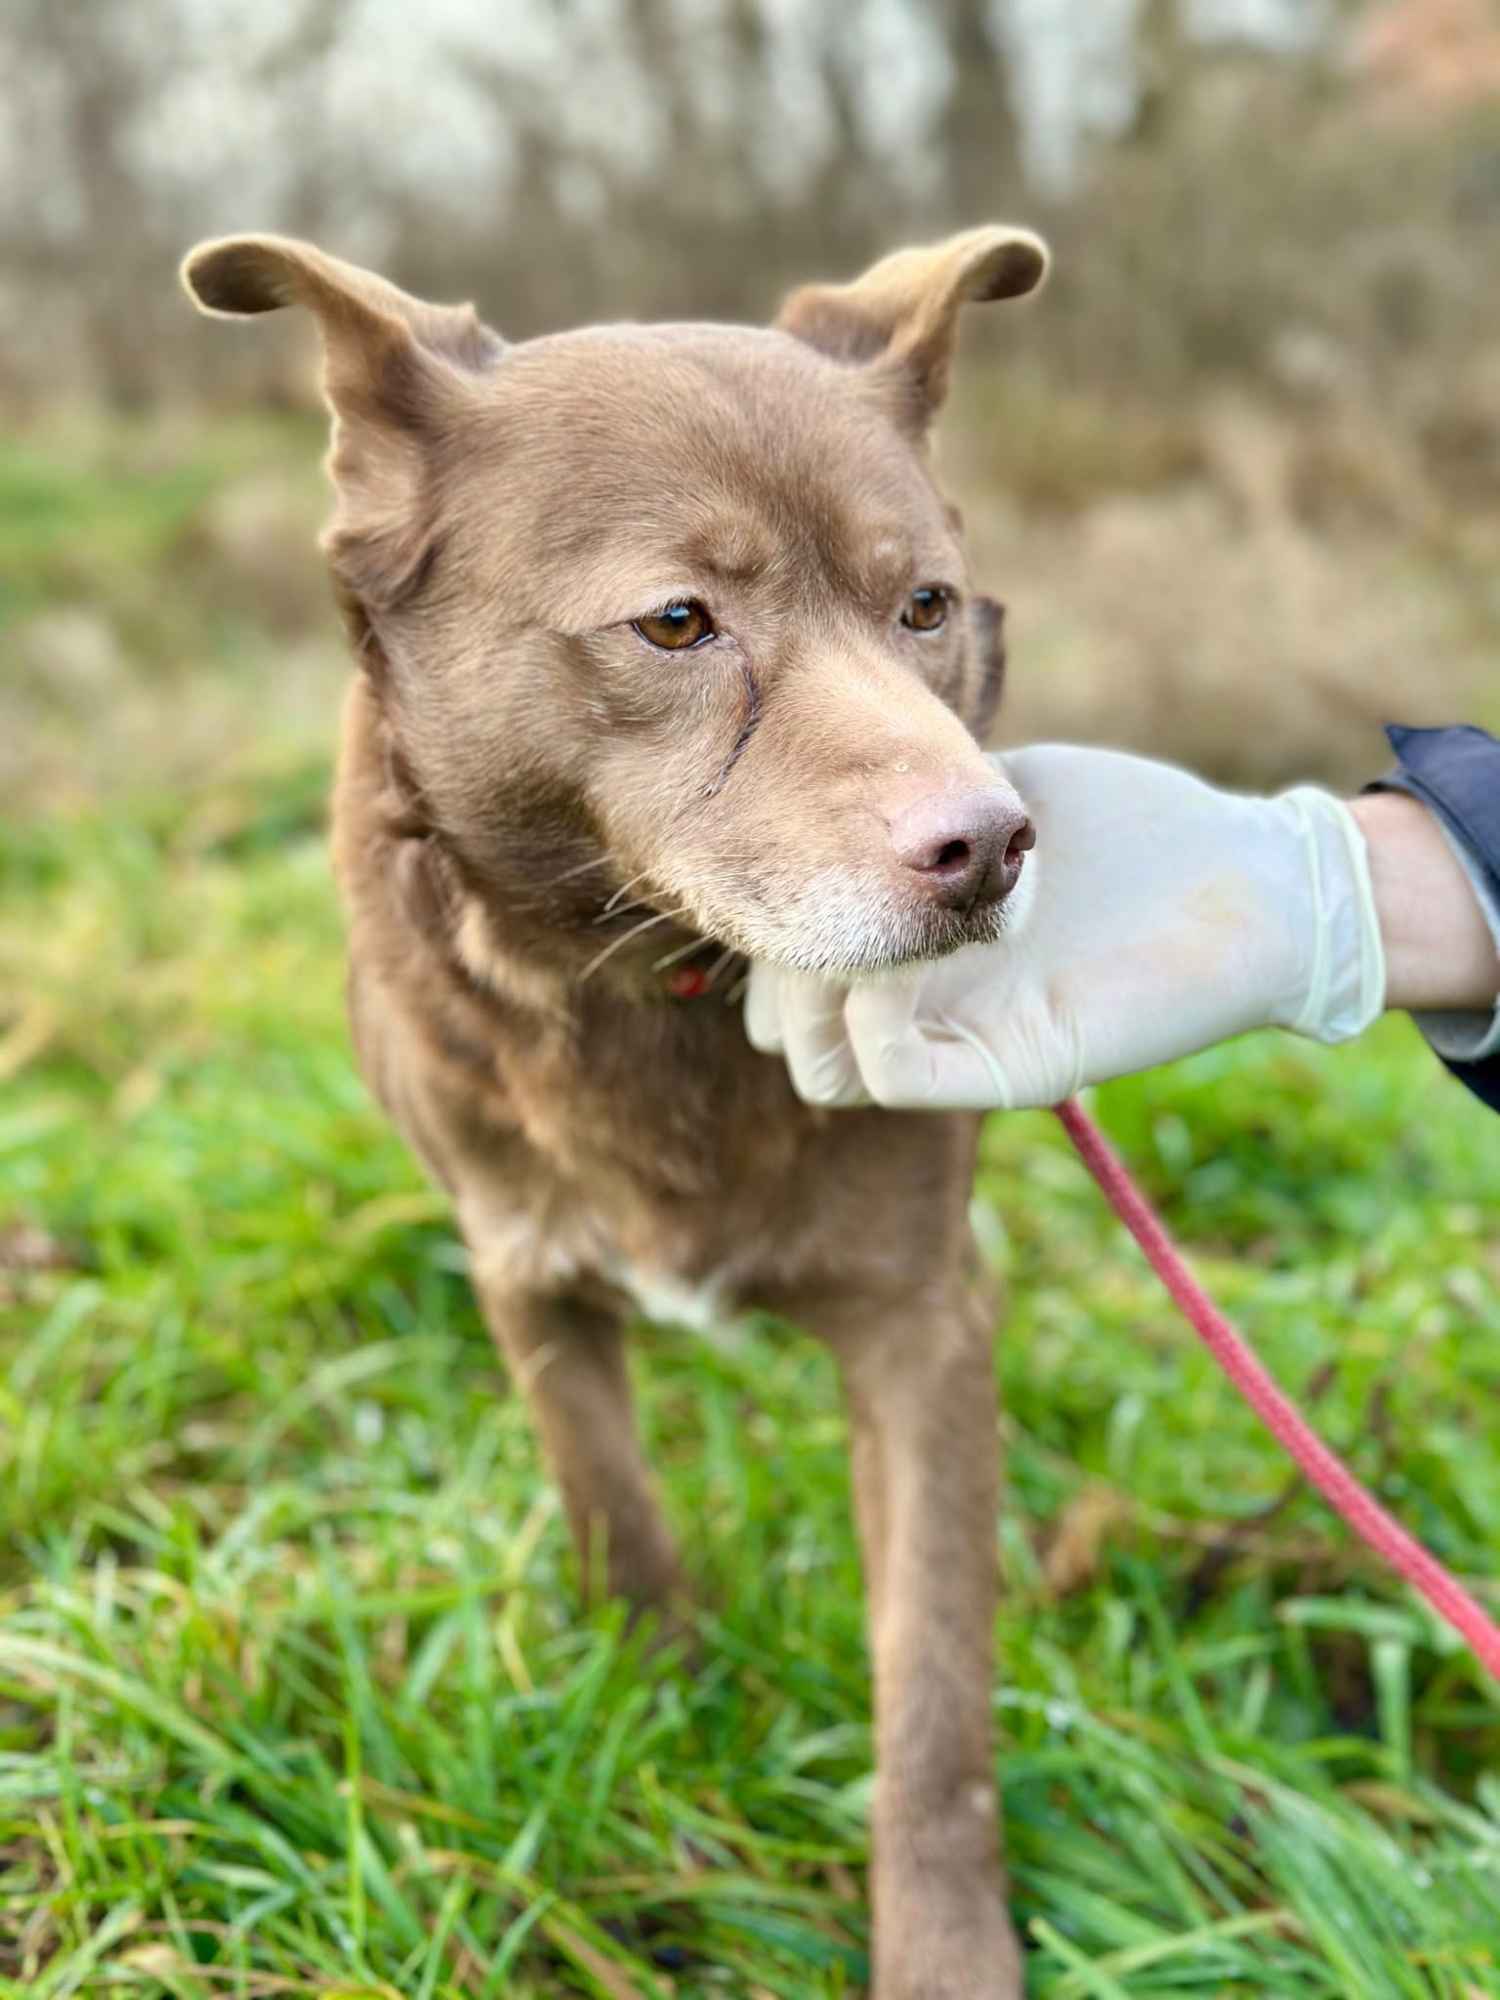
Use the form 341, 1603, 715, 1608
890, 787, 1035, 911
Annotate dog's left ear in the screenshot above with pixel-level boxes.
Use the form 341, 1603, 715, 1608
181, 234, 505, 610
775, 225, 1048, 432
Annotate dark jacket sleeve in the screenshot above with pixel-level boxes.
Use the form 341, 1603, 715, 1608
1366, 724, 1500, 1114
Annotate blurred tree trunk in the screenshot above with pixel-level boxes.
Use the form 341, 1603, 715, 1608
938, 0, 1025, 219
1130, 0, 1193, 146
259, 0, 361, 246
9, 0, 163, 407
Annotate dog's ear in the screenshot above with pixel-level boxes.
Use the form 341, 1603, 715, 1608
181, 234, 504, 607
775, 225, 1047, 432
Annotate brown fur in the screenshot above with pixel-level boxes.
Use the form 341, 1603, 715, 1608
183, 222, 1049, 1997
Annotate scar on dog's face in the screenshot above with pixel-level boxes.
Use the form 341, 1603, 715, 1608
182, 226, 1049, 975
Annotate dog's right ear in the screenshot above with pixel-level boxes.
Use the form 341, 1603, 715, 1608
776, 226, 1048, 436
182, 234, 504, 607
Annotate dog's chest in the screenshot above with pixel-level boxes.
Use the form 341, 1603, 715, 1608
360, 913, 972, 1324
469, 1002, 842, 1318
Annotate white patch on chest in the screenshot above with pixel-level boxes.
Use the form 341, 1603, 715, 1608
612, 1261, 736, 1342
461, 1206, 745, 1348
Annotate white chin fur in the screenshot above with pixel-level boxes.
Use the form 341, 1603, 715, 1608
681, 855, 1034, 980
725, 888, 1021, 981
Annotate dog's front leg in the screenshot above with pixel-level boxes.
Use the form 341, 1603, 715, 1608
825, 1287, 1020, 2000
471, 1271, 683, 1617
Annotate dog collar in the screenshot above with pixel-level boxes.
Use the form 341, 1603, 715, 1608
665, 965, 713, 1000
660, 950, 748, 1003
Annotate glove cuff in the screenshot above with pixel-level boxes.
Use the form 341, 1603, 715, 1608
1281, 787, 1386, 1044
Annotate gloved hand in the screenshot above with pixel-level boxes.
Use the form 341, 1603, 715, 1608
746, 744, 1386, 1110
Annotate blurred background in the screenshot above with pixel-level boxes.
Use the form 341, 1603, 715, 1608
3, 0, 1500, 813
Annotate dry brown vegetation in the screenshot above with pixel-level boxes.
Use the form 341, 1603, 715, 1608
3, 2, 1499, 802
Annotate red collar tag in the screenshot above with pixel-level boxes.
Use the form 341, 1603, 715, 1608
665, 965, 711, 1000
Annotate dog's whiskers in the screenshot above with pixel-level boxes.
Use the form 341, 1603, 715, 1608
602, 869, 652, 916
578, 907, 692, 985
542, 855, 613, 891
651, 932, 710, 973
703, 945, 739, 992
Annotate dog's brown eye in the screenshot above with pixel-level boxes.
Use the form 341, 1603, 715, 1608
634, 600, 715, 651
902, 586, 949, 633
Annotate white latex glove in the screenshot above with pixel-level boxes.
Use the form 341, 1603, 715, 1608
746, 744, 1386, 1110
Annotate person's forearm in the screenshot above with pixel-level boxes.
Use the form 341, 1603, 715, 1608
1349, 791, 1500, 1013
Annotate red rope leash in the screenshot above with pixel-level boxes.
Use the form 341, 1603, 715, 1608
1053, 1096, 1500, 1682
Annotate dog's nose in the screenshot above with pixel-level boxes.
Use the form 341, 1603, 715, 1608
890, 787, 1035, 911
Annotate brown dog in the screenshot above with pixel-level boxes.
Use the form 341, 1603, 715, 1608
183, 223, 1048, 1997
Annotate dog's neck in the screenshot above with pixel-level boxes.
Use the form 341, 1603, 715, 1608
367, 688, 744, 1019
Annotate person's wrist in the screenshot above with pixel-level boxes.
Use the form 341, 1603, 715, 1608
1348, 791, 1500, 1013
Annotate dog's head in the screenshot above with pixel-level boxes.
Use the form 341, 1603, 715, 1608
182, 227, 1047, 980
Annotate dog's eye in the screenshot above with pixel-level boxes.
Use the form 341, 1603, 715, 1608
634, 600, 715, 651
902, 586, 949, 633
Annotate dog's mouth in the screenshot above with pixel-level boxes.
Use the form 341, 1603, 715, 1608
655, 777, 1033, 980
575, 802, 1034, 992
592, 866, 1021, 987
757, 889, 1015, 981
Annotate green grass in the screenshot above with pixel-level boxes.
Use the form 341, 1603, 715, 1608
3, 766, 1500, 1997
0, 416, 337, 818
0, 411, 323, 636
